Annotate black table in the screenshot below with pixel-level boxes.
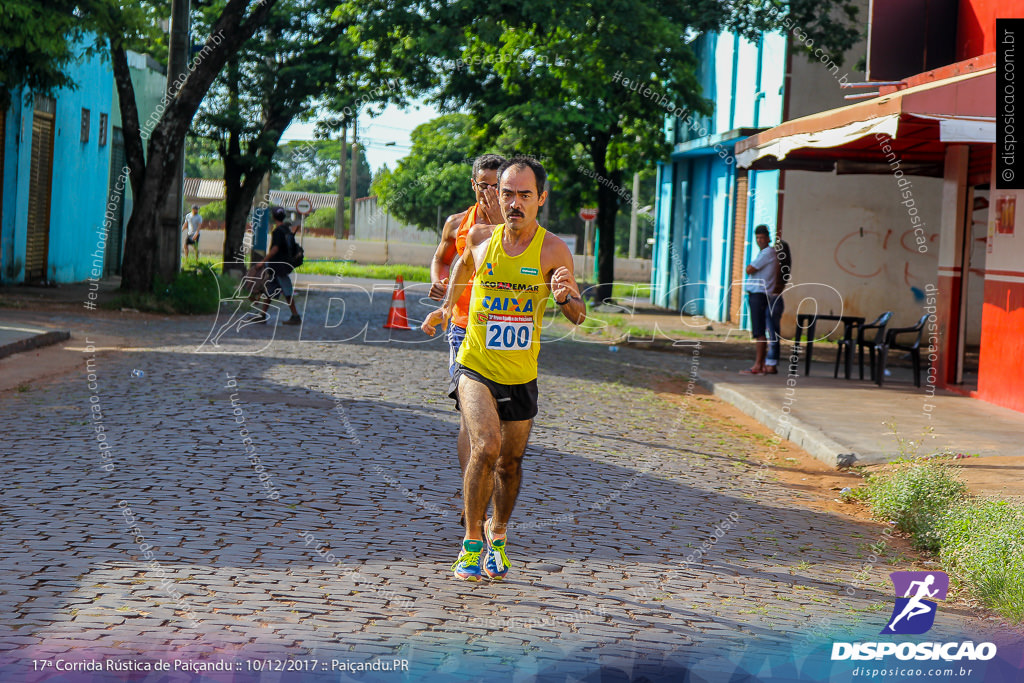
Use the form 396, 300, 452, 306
793, 314, 866, 378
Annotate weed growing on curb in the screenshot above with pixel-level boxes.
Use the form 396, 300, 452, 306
940, 499, 1024, 622
866, 462, 967, 551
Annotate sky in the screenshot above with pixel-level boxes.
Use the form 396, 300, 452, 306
280, 98, 444, 174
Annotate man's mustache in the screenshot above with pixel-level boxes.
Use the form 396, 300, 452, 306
507, 210, 524, 217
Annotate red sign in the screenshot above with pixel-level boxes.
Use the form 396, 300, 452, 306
579, 207, 598, 221
296, 197, 313, 216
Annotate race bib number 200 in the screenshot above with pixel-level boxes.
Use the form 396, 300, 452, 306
485, 314, 533, 350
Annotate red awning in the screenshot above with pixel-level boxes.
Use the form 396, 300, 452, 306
735, 64, 996, 180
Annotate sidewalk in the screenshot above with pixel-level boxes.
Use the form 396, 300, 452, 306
688, 350, 1024, 466
0, 322, 70, 360
581, 299, 1024, 496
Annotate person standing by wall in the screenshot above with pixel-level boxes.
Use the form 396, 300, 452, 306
765, 236, 792, 374
741, 224, 777, 375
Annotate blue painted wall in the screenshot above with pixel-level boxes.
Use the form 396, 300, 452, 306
651, 29, 787, 321
1, 39, 114, 283
1, 99, 23, 280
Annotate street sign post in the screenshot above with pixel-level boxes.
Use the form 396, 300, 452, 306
296, 197, 313, 247
579, 208, 598, 281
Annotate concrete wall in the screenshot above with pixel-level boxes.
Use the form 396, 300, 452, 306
779, 170, 943, 336
352, 196, 436, 245
50, 49, 115, 282
776, 7, 947, 337
653, 29, 787, 320
198, 231, 652, 282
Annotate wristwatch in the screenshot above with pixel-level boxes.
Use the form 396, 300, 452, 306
556, 295, 575, 306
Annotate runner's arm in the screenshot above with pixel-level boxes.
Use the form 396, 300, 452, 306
422, 229, 479, 336
429, 212, 465, 300
546, 236, 586, 325
442, 239, 476, 321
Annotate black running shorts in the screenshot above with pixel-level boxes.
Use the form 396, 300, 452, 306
448, 363, 538, 422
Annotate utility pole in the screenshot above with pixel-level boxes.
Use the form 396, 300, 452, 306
161, 0, 190, 275
349, 113, 358, 238
334, 120, 348, 239
629, 171, 640, 259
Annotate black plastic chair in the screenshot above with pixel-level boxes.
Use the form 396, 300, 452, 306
833, 311, 893, 381
876, 314, 930, 387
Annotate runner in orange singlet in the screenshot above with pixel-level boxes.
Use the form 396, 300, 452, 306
428, 154, 507, 377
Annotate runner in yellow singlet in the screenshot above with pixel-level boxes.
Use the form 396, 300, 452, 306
426, 155, 506, 511
422, 156, 586, 581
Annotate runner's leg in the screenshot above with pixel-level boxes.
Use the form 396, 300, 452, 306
458, 375, 501, 543
490, 419, 532, 538
457, 424, 471, 475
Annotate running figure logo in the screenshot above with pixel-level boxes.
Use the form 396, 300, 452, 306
882, 571, 949, 635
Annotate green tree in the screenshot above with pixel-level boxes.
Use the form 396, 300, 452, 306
198, 199, 226, 224
185, 136, 225, 179
420, 0, 860, 300
190, 0, 348, 272
305, 205, 338, 230
371, 114, 487, 231
0, 0, 166, 109
191, 0, 428, 271
272, 139, 370, 196
99, 0, 280, 291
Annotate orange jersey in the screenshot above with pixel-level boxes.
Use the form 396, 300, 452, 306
451, 204, 479, 329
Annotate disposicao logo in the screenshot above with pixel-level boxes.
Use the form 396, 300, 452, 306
883, 570, 948, 635
831, 571, 997, 663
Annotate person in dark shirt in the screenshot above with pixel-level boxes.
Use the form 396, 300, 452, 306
252, 207, 302, 325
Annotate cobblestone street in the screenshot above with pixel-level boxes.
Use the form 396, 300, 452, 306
0, 280, 996, 681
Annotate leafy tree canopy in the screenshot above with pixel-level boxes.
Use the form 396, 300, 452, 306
0, 0, 167, 108
371, 113, 493, 231
410, 0, 861, 297
272, 139, 371, 196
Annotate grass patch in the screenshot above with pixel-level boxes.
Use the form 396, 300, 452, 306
104, 264, 236, 315
295, 260, 430, 282
940, 499, 1024, 621
852, 458, 1023, 624
865, 461, 967, 551
610, 282, 652, 300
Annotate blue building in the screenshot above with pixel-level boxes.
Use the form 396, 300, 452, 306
1, 43, 116, 284
651, 30, 786, 323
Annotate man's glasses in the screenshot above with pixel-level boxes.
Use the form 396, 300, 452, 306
474, 181, 499, 191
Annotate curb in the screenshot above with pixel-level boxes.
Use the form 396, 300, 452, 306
0, 330, 72, 361
694, 373, 858, 470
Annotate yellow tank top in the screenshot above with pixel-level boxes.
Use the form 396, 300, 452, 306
456, 224, 549, 384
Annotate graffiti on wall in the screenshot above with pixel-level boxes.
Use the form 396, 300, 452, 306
833, 227, 939, 301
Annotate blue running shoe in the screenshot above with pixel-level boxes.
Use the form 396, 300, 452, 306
451, 540, 485, 581
483, 520, 511, 580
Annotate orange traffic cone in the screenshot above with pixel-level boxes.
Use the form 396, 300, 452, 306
383, 275, 411, 329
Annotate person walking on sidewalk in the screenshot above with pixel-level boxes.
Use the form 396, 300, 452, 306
252, 207, 302, 325
422, 156, 586, 582
740, 224, 777, 375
